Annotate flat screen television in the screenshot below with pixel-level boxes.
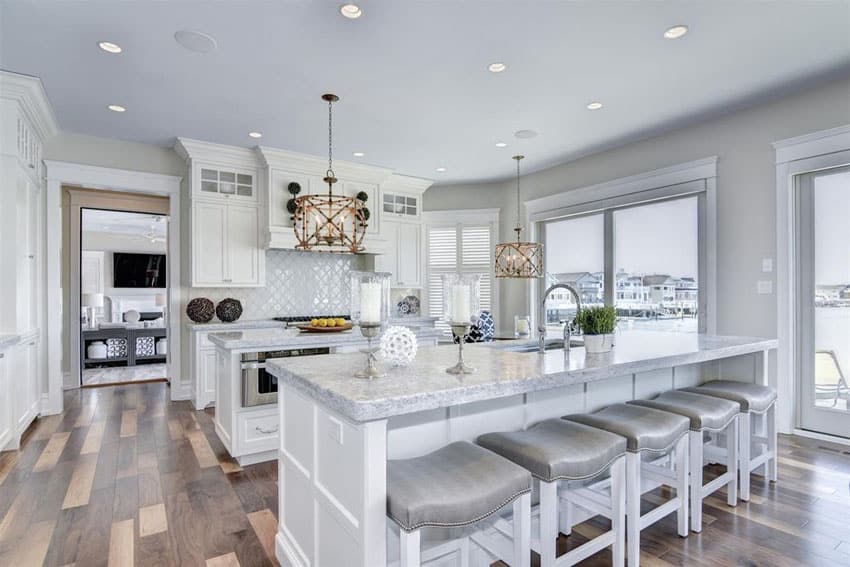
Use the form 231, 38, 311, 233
113, 253, 166, 288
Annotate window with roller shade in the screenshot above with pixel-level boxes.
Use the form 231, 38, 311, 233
425, 220, 495, 335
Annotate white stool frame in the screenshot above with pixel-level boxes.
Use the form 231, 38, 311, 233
538, 455, 626, 567
688, 415, 738, 533
625, 435, 690, 567
395, 492, 531, 567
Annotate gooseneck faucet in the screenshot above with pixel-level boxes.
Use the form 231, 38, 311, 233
538, 283, 583, 354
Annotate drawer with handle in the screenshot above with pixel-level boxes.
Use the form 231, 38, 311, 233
237, 410, 279, 453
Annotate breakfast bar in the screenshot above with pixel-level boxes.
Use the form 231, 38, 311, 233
267, 331, 777, 567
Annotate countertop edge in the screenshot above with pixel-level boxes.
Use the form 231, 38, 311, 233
269, 336, 778, 423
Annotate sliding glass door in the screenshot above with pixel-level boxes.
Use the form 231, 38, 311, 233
796, 166, 850, 438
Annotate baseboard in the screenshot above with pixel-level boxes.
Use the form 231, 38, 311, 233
792, 428, 850, 446
39, 393, 61, 416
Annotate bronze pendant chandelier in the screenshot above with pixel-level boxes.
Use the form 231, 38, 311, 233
293, 94, 367, 254
494, 155, 544, 278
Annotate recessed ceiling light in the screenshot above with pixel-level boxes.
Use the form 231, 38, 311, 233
174, 30, 218, 53
340, 3, 363, 19
663, 25, 689, 39
98, 41, 122, 54
248, 132, 263, 138
514, 129, 537, 139
353, 152, 365, 157
586, 102, 603, 110
435, 167, 447, 173
488, 62, 507, 73
495, 141, 508, 148
107, 104, 126, 113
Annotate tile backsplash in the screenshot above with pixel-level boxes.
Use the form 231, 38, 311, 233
189, 249, 367, 319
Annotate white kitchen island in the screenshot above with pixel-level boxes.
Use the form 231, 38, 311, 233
267, 331, 777, 567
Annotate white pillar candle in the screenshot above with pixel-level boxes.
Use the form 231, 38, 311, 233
451, 284, 471, 322
360, 282, 383, 324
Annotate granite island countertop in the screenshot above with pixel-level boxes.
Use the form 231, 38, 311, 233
209, 326, 443, 351
266, 331, 778, 423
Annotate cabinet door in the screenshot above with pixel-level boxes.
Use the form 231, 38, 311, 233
226, 205, 260, 286
375, 221, 399, 283
200, 348, 217, 406
396, 223, 421, 287
193, 201, 227, 286
12, 344, 30, 432
0, 352, 11, 451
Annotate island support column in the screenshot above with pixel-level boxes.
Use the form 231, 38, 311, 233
276, 384, 388, 567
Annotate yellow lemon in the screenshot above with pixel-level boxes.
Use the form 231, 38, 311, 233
317, 319, 328, 327
336, 318, 347, 327
327, 319, 337, 327
310, 318, 319, 326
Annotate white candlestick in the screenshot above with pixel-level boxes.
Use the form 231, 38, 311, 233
517, 318, 529, 333
451, 284, 471, 322
360, 282, 382, 324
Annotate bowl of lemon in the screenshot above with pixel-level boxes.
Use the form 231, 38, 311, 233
296, 318, 353, 333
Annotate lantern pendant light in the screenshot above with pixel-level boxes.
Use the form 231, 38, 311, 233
293, 94, 367, 253
494, 155, 544, 278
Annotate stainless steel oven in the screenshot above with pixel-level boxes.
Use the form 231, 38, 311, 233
241, 347, 330, 407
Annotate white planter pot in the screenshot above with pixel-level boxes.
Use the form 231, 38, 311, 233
584, 333, 615, 354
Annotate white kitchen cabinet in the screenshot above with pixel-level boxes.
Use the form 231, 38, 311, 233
190, 330, 218, 410
375, 219, 421, 287
6, 335, 39, 449
0, 348, 11, 451
175, 138, 265, 288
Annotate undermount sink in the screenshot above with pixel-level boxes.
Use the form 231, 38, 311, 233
495, 339, 584, 353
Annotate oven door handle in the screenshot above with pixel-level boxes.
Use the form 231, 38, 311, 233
242, 362, 263, 370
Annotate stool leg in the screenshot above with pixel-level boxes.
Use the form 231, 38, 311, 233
688, 430, 703, 533
539, 481, 558, 567
675, 435, 689, 537
767, 404, 778, 482
459, 537, 470, 567
400, 528, 420, 567
726, 416, 738, 505
559, 500, 573, 536
625, 452, 641, 567
739, 412, 751, 501
611, 456, 626, 567
513, 492, 531, 567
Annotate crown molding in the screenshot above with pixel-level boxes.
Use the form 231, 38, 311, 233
382, 173, 433, 195
0, 70, 59, 140
173, 137, 260, 168
257, 145, 394, 184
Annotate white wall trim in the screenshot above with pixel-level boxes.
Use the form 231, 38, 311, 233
43, 160, 183, 413
422, 208, 500, 225
526, 156, 717, 221
774, 125, 850, 435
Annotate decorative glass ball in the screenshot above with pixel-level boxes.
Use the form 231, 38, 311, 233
379, 326, 418, 367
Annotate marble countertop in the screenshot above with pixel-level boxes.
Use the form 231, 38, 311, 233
267, 331, 778, 423
209, 326, 443, 350
186, 319, 287, 332
0, 334, 21, 352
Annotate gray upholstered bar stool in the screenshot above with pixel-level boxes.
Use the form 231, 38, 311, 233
477, 419, 628, 567
563, 404, 690, 567
387, 441, 532, 567
680, 380, 778, 501
628, 391, 740, 532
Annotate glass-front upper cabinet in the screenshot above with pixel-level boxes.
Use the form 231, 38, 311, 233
196, 164, 256, 202
382, 192, 419, 218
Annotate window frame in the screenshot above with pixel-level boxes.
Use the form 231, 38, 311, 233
526, 158, 717, 335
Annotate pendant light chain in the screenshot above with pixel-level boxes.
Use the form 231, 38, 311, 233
516, 156, 522, 237
327, 96, 334, 195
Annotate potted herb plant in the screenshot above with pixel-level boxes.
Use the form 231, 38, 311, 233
576, 306, 617, 354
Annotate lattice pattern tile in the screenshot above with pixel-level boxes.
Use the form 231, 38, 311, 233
188, 249, 366, 319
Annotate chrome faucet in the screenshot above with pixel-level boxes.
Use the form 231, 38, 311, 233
538, 283, 583, 354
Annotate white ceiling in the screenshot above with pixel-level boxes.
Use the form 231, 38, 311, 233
2, 1, 849, 183
82, 209, 167, 239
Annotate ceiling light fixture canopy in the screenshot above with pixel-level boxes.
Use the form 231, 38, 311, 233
663, 25, 689, 39
98, 41, 122, 54
495, 155, 544, 279
340, 3, 363, 19
292, 94, 367, 254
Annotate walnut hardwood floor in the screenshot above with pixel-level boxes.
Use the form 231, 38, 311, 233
0, 382, 848, 566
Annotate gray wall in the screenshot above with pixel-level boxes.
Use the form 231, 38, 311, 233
44, 132, 186, 177
424, 75, 850, 340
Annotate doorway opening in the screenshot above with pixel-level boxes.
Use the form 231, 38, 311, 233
80, 208, 170, 386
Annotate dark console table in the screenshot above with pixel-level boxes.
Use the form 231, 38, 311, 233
81, 327, 167, 368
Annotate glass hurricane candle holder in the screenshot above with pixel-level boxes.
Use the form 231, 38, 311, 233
515, 315, 531, 339
350, 271, 392, 379
441, 273, 480, 374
